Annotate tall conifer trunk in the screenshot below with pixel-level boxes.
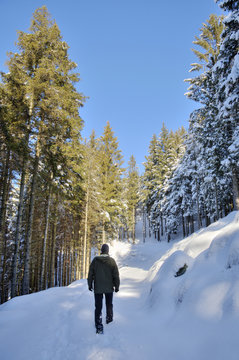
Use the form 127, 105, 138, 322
195, 179, 202, 230
40, 185, 51, 290
181, 209, 186, 238
22, 151, 39, 295
160, 213, 164, 236
132, 207, 136, 244
102, 220, 106, 244
11, 161, 26, 298
86, 237, 91, 278
214, 179, 220, 221
50, 197, 58, 287
142, 208, 146, 243
1, 158, 12, 303
232, 167, 239, 210
0, 148, 10, 259
83, 187, 89, 278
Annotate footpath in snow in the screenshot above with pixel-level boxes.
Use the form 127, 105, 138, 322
1, 212, 239, 360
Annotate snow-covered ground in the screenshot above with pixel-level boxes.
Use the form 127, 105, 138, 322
1, 212, 239, 360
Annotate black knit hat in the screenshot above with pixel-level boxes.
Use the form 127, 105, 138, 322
101, 244, 109, 254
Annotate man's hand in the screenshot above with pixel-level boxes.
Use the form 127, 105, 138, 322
89, 287, 93, 292
115, 288, 119, 293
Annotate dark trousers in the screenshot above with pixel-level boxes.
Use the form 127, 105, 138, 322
94, 293, 113, 326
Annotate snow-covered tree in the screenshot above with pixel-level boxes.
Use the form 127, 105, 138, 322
98, 122, 124, 242
212, 0, 239, 209
142, 124, 186, 240
124, 155, 140, 243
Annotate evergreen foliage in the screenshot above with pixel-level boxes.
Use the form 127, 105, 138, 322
98, 122, 124, 242
0, 6, 85, 302
142, 124, 186, 240
124, 155, 140, 243
142, 7, 238, 241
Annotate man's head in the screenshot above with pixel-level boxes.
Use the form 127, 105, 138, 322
101, 243, 109, 254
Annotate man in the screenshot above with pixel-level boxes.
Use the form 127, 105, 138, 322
88, 243, 120, 334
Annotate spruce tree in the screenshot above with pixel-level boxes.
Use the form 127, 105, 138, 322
81, 131, 102, 277
184, 14, 228, 224
142, 124, 186, 240
142, 134, 159, 212
98, 122, 124, 242
213, 0, 239, 209
125, 155, 140, 243
1, 6, 85, 296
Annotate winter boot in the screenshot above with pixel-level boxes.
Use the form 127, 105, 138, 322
96, 323, 104, 334
106, 315, 113, 324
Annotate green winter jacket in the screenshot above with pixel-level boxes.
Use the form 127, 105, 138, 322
87, 254, 120, 294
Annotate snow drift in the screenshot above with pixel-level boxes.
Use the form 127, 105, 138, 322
148, 211, 239, 321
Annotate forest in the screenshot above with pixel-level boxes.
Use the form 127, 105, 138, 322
142, 5, 239, 241
0, 0, 238, 304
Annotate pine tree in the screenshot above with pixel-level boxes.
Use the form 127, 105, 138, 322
98, 122, 124, 242
142, 134, 159, 212
81, 131, 102, 278
125, 155, 140, 244
0, 6, 85, 298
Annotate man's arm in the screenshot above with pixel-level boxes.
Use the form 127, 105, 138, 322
112, 259, 120, 292
87, 259, 95, 291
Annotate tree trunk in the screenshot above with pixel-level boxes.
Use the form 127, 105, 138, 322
83, 188, 89, 279
132, 206, 136, 244
40, 185, 51, 290
142, 207, 146, 243
11, 162, 26, 298
78, 235, 83, 279
214, 179, 220, 221
167, 233, 171, 242
0, 150, 12, 303
1, 230, 8, 304
232, 167, 239, 210
50, 198, 58, 288
0, 149, 10, 259
157, 223, 160, 241
190, 215, 194, 234
63, 247, 67, 286
75, 215, 81, 280
195, 178, 202, 230
102, 221, 106, 244
60, 248, 64, 286
71, 215, 78, 282
76, 245, 80, 280
86, 235, 91, 279
161, 213, 164, 237
22, 152, 39, 295
186, 216, 190, 237
182, 209, 186, 238
67, 253, 70, 286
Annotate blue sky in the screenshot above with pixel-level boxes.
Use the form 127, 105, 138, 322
0, 0, 223, 173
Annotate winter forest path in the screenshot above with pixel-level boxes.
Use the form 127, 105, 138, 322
2, 213, 239, 360
0, 221, 169, 360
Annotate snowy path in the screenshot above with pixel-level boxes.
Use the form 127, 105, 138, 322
0, 238, 167, 360
1, 213, 239, 360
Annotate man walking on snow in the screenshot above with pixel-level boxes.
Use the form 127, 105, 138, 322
88, 244, 120, 334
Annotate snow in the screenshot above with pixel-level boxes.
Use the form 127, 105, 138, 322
1, 212, 239, 359
230, 52, 239, 83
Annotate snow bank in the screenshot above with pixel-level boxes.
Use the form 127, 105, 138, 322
147, 211, 239, 322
